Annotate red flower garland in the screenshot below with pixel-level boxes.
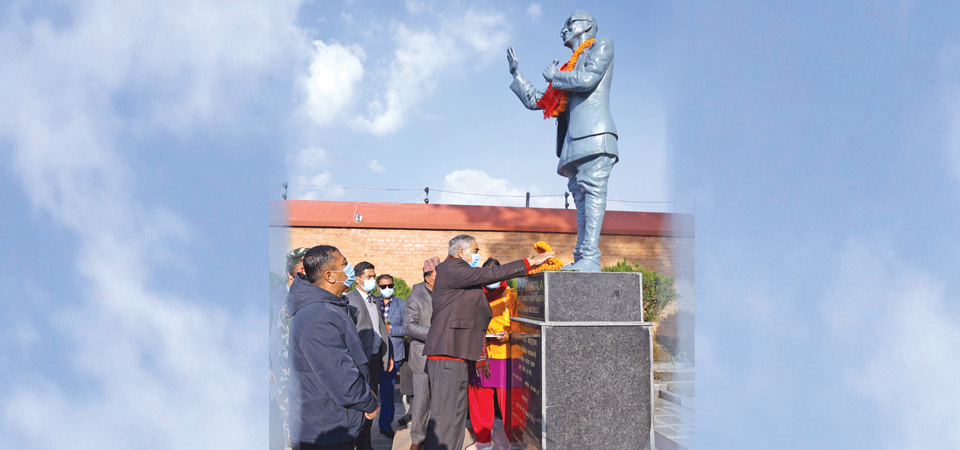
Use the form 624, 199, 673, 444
535, 38, 596, 119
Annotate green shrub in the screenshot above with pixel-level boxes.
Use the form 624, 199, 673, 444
601, 259, 678, 323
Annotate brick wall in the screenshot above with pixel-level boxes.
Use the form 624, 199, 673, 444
287, 228, 694, 292
272, 201, 694, 310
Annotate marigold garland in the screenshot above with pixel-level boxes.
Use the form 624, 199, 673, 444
536, 38, 596, 119
527, 240, 565, 275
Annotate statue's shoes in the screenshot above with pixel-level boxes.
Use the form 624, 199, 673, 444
560, 259, 601, 272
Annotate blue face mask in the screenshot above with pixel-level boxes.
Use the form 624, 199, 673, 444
468, 252, 481, 268
486, 281, 502, 290
332, 261, 355, 287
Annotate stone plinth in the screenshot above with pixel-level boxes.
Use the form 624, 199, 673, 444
507, 272, 654, 450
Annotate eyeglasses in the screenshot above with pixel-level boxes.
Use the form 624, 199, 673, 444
378, 284, 394, 289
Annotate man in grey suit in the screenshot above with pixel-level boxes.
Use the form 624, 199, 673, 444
403, 256, 441, 450
507, 10, 617, 272
344, 261, 393, 450
423, 235, 554, 450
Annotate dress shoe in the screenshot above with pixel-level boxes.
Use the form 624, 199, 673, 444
409, 444, 422, 450
561, 258, 601, 272
379, 428, 396, 439
397, 413, 412, 427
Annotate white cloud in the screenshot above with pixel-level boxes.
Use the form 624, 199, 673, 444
352, 24, 459, 134
453, 9, 510, 56
0, 0, 306, 447
824, 238, 960, 449
439, 168, 560, 208
369, 159, 386, 172
288, 147, 327, 167
526, 3, 542, 20
300, 40, 366, 126
296, 172, 344, 200
347, 7, 509, 134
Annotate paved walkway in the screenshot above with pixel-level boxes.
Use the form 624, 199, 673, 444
369, 383, 694, 449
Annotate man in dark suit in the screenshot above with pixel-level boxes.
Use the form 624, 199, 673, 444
507, 10, 618, 272
344, 261, 393, 449
423, 235, 554, 450
403, 256, 441, 450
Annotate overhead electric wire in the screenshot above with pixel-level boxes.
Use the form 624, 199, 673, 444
285, 184, 421, 192
285, 182, 691, 205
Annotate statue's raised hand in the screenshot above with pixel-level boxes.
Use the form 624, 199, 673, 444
507, 46, 519, 75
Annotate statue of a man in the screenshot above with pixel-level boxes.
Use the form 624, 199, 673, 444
507, 10, 617, 272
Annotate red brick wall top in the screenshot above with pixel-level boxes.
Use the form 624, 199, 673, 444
271, 201, 694, 237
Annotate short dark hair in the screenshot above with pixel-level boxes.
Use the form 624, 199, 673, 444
354, 261, 375, 276
482, 258, 500, 268
303, 245, 340, 284
377, 274, 393, 284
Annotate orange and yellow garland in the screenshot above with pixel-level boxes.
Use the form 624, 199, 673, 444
527, 241, 565, 275
536, 38, 596, 119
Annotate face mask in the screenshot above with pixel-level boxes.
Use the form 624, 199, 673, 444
467, 252, 481, 268
486, 282, 501, 290
359, 278, 377, 293
380, 288, 394, 298
330, 261, 356, 288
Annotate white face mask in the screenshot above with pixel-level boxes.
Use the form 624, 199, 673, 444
380, 288, 394, 298
359, 279, 376, 293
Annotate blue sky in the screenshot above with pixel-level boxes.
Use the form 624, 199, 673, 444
2, 1, 960, 449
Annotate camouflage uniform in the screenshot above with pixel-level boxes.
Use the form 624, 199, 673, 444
277, 301, 292, 450
273, 247, 308, 450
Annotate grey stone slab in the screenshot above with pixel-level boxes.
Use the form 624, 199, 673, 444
508, 320, 653, 449
516, 272, 644, 322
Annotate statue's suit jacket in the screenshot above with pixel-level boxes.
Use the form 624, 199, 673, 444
345, 288, 391, 371
510, 36, 618, 169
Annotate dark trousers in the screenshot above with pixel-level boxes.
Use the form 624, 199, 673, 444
424, 358, 469, 450
409, 371, 431, 445
400, 346, 414, 396
294, 441, 354, 450
379, 360, 399, 431
356, 351, 383, 449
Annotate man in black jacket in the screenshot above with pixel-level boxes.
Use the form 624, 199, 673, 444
423, 235, 554, 450
288, 245, 380, 450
